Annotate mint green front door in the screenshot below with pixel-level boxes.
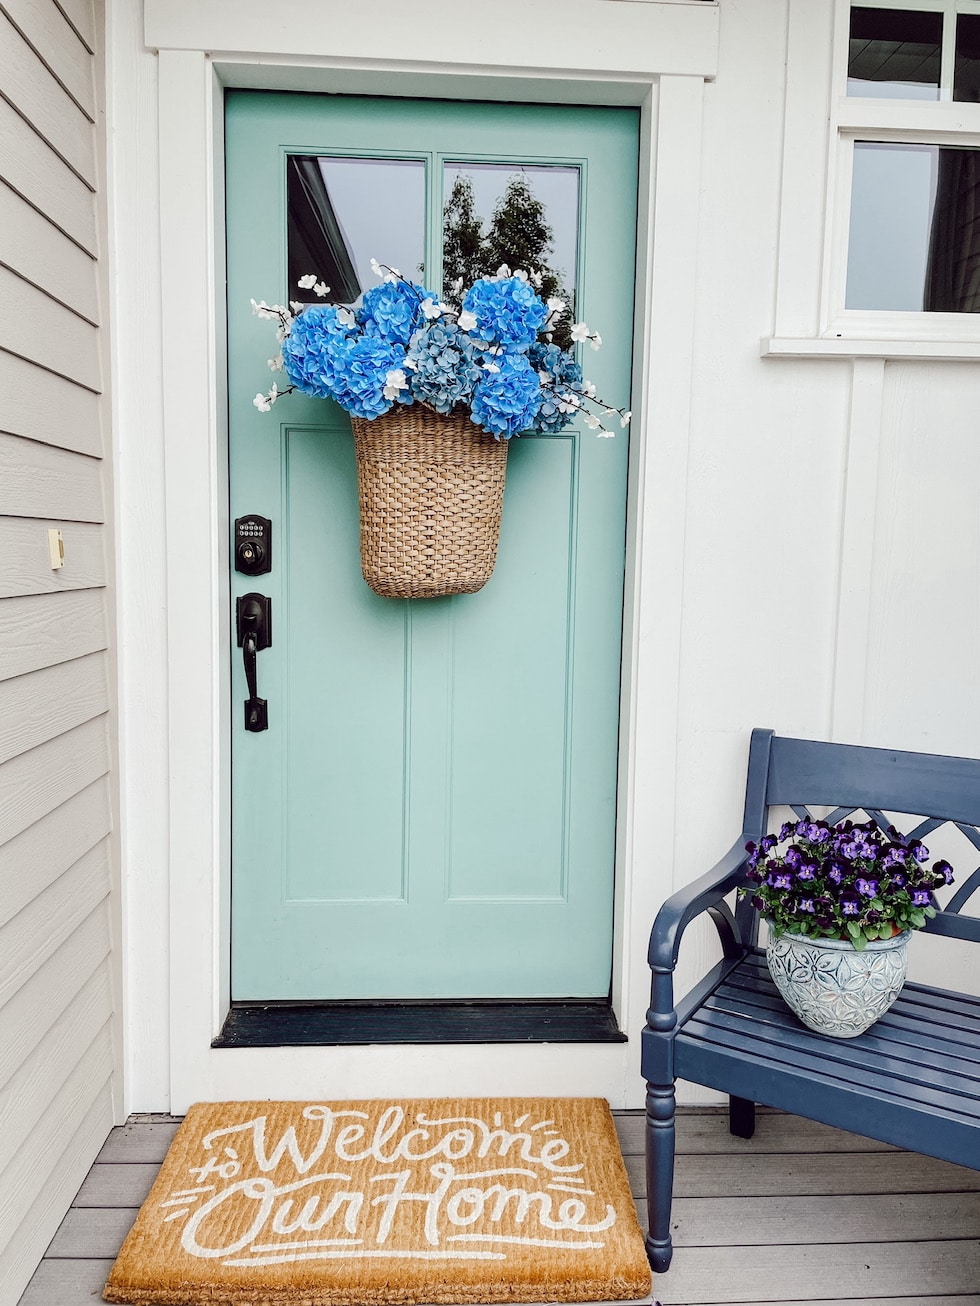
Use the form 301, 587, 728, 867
226, 92, 638, 1001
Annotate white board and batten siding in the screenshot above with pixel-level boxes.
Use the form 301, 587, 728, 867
0, 1, 120, 1303
107, 0, 980, 1116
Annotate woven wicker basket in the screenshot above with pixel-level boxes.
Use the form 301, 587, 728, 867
349, 407, 510, 598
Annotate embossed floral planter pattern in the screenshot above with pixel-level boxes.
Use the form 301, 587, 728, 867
766, 930, 910, 1038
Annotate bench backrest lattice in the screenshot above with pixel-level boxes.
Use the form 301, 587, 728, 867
732, 731, 980, 948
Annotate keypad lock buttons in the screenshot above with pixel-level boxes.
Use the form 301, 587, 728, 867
234, 515, 272, 576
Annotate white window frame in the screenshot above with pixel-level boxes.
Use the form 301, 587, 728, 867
765, 0, 980, 359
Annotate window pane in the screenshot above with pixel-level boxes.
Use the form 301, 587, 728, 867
286, 155, 425, 305
846, 142, 980, 313
955, 14, 980, 103
442, 163, 579, 310
848, 6, 942, 100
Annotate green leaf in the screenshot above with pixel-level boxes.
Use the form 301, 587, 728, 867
852, 932, 868, 951
846, 921, 862, 939
909, 910, 926, 928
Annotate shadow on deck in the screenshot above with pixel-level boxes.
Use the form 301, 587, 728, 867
17, 1107, 980, 1305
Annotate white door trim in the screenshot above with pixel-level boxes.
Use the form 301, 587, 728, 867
116, 4, 718, 1112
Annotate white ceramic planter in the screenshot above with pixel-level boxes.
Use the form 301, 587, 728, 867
765, 930, 910, 1038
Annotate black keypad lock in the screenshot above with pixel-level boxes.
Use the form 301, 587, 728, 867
234, 515, 272, 576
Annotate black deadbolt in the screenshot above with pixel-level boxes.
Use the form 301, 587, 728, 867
234, 515, 272, 576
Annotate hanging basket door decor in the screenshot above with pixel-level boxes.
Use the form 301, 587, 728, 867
350, 408, 510, 599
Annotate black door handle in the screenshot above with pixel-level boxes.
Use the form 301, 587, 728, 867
237, 593, 271, 732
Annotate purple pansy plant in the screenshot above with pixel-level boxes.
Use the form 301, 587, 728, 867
740, 817, 954, 951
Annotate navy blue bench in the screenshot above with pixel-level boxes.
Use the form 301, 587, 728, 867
642, 728, 980, 1273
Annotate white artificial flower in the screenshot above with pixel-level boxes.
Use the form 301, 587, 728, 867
483, 361, 500, 374
570, 321, 590, 343
297, 274, 318, 289
514, 268, 528, 282
253, 382, 280, 412
314, 281, 330, 297
529, 269, 543, 288
494, 263, 512, 279
597, 428, 615, 438
582, 380, 597, 398
546, 297, 566, 318
337, 308, 355, 327
289, 301, 304, 313
589, 333, 602, 351
458, 310, 478, 331
557, 392, 582, 414
383, 368, 408, 400
585, 413, 602, 430
620, 410, 632, 427
268, 354, 284, 372
537, 369, 553, 385
449, 277, 464, 299
420, 297, 445, 320
369, 258, 398, 283
403, 356, 419, 371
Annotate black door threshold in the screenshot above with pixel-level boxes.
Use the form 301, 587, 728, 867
213, 999, 627, 1047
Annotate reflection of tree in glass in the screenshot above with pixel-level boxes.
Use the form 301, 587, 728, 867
442, 175, 486, 293
443, 173, 574, 349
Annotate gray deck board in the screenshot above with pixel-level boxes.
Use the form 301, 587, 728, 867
18, 1108, 980, 1306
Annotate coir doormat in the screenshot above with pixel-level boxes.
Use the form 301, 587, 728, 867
103, 1097, 652, 1305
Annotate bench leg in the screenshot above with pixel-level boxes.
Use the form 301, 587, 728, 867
644, 1080, 676, 1274
729, 1095, 756, 1139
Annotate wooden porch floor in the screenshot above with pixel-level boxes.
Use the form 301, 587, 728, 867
17, 1107, 980, 1305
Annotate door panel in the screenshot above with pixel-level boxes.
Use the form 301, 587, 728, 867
226, 92, 638, 1001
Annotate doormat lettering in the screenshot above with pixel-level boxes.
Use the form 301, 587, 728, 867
103, 1097, 652, 1305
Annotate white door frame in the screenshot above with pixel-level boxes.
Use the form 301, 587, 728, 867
115, 0, 718, 1113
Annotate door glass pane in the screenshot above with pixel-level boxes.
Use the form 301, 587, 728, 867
846, 142, 980, 313
286, 155, 425, 305
847, 6, 942, 99
442, 163, 580, 318
955, 14, 980, 102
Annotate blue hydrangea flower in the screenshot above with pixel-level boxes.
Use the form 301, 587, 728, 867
328, 335, 407, 420
470, 352, 542, 439
462, 276, 548, 350
281, 304, 356, 399
527, 342, 584, 434
406, 321, 481, 414
358, 279, 437, 346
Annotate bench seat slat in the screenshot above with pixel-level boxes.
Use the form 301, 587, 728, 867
713, 973, 980, 1071
705, 989, 980, 1084
675, 1024, 980, 1169
689, 999, 980, 1105
734, 952, 980, 1032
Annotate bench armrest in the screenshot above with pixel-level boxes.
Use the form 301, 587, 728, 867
647, 837, 750, 973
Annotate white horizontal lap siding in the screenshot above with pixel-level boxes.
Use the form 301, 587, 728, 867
0, 2, 119, 1303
